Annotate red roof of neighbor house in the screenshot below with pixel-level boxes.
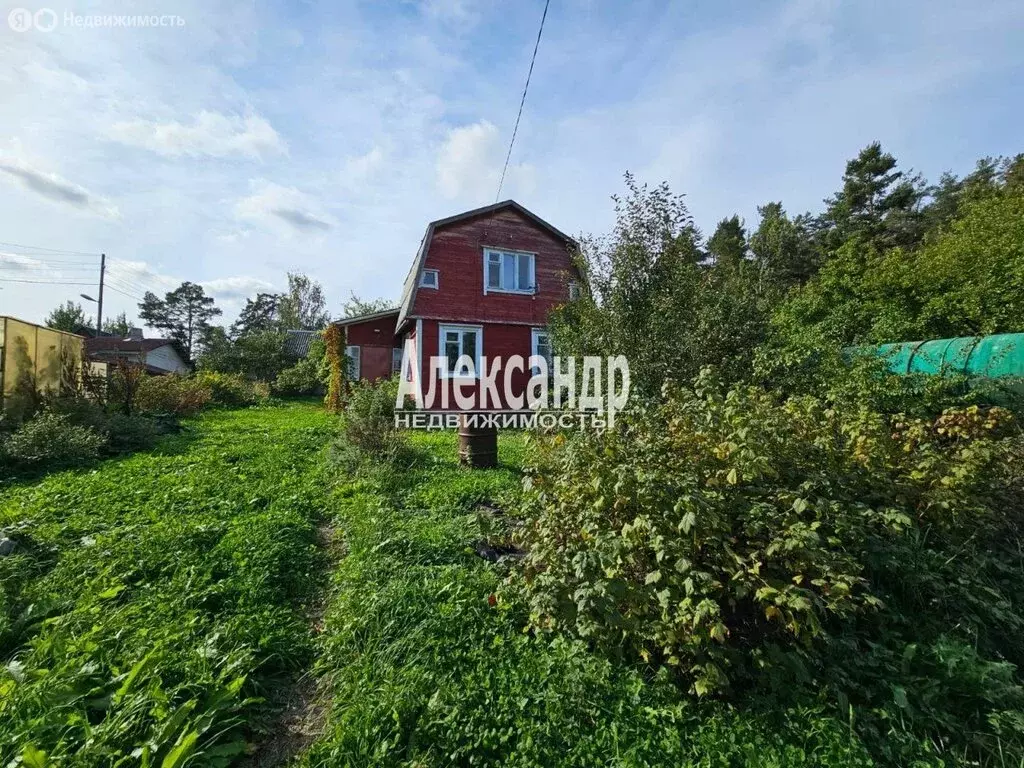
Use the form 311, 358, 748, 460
84, 337, 175, 354
395, 200, 577, 332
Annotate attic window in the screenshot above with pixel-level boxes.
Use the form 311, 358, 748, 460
484, 249, 535, 294
420, 269, 439, 289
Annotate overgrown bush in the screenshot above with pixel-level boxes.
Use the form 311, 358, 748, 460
46, 396, 162, 454
101, 412, 161, 453
134, 374, 212, 416
331, 376, 409, 475
274, 357, 325, 396
512, 369, 1024, 761
274, 335, 327, 396
1, 413, 106, 468
193, 371, 270, 407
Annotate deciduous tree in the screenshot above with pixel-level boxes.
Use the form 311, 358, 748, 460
278, 272, 330, 329
45, 301, 91, 333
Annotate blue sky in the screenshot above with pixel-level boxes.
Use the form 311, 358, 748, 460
1, 0, 1022, 328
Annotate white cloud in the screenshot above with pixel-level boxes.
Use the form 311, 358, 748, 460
0, 0, 1022, 331
234, 181, 336, 235
342, 146, 385, 185
0, 252, 46, 272
202, 275, 277, 300
110, 111, 287, 159
420, 0, 481, 26
0, 155, 120, 218
436, 120, 534, 203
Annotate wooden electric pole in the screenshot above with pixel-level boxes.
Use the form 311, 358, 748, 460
96, 253, 105, 337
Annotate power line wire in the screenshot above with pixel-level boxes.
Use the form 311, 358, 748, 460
0, 256, 99, 265
0, 277, 96, 286
105, 283, 144, 301
107, 276, 162, 298
0, 240, 101, 257
495, 0, 551, 203
0, 261, 97, 270
105, 278, 148, 299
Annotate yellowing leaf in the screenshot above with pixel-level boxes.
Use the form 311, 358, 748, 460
22, 745, 48, 768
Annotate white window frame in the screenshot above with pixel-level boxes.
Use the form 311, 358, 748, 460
531, 328, 552, 375
568, 280, 581, 301
438, 323, 483, 379
483, 248, 536, 295
344, 345, 360, 380
391, 347, 403, 374
420, 269, 439, 289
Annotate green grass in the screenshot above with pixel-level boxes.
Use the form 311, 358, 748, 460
0, 406, 941, 766
301, 430, 875, 767
0, 403, 334, 766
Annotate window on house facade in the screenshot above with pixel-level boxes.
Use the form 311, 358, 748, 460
531, 328, 552, 375
344, 345, 360, 380
420, 269, 439, 288
485, 249, 535, 293
439, 324, 482, 378
568, 280, 581, 301
392, 347, 403, 374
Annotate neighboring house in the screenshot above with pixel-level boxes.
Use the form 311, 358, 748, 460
284, 329, 321, 359
337, 200, 579, 408
84, 329, 190, 375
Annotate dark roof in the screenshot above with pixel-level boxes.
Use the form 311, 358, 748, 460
84, 337, 175, 354
284, 329, 321, 357
330, 308, 399, 327
396, 200, 576, 330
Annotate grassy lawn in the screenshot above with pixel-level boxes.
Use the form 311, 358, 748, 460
302, 430, 873, 767
0, 403, 334, 766
2, 403, 876, 766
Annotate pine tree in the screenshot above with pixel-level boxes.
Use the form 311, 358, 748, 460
138, 282, 221, 361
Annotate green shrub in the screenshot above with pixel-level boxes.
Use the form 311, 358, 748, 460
193, 371, 270, 407
1, 412, 106, 468
134, 374, 212, 416
331, 377, 408, 475
102, 413, 160, 453
45, 396, 161, 454
274, 356, 325, 396
511, 369, 1024, 760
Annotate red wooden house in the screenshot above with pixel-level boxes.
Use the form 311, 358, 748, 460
338, 200, 579, 408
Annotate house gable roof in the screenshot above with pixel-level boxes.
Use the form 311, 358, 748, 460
84, 337, 175, 354
330, 308, 399, 327
395, 200, 576, 331
284, 329, 320, 357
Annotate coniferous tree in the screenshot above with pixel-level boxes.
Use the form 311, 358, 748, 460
821, 142, 927, 251
707, 215, 748, 269
138, 282, 221, 361
749, 203, 819, 286
230, 292, 282, 337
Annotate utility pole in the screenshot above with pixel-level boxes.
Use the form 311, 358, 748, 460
96, 253, 105, 337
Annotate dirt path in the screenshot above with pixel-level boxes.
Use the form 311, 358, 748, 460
239, 521, 343, 766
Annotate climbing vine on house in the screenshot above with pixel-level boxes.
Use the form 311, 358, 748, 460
323, 323, 346, 413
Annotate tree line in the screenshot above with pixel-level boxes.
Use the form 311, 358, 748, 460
44, 272, 393, 379
554, 142, 1024, 402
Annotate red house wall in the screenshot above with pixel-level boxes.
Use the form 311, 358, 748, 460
345, 313, 400, 383
411, 208, 575, 326
415, 319, 538, 410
